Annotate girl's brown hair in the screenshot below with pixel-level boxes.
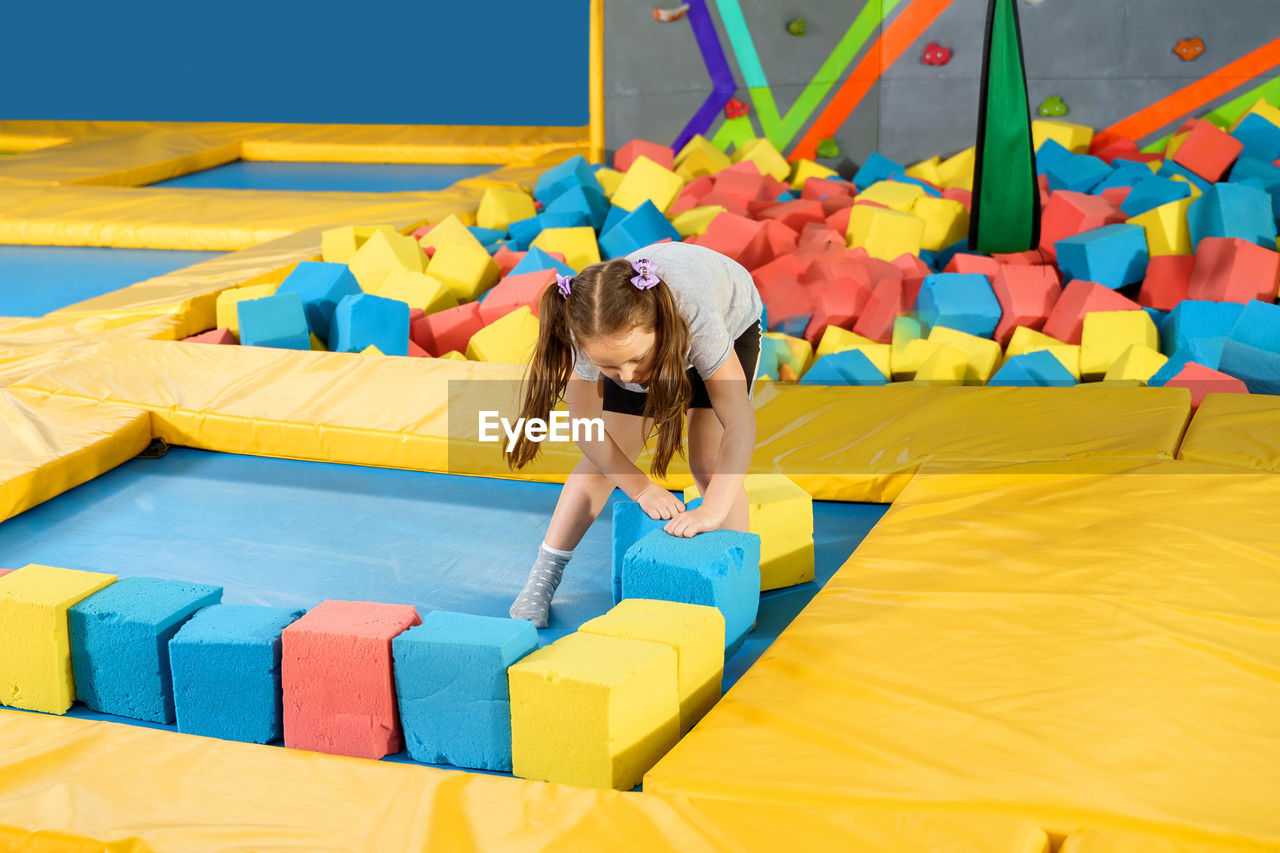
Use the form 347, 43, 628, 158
507, 258, 691, 478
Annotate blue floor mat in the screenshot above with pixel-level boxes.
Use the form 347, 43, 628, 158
150, 160, 496, 192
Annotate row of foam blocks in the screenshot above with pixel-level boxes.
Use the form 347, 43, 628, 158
0, 477, 812, 790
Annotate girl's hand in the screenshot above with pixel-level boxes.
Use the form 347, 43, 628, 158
664, 504, 726, 538
637, 483, 685, 520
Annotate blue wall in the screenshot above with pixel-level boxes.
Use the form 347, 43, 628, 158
3, 0, 589, 126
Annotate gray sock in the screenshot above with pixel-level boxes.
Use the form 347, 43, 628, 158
509, 542, 572, 628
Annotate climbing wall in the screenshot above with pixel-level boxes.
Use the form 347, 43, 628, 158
607, 0, 1280, 166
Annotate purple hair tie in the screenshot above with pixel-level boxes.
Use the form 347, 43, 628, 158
630, 258, 660, 290
555, 273, 574, 299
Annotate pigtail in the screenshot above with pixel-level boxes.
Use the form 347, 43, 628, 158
642, 281, 692, 479
507, 283, 574, 470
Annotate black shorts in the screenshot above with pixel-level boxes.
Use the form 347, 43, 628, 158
602, 319, 763, 416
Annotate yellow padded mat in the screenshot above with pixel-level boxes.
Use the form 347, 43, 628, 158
645, 459, 1280, 850
1177, 392, 1280, 473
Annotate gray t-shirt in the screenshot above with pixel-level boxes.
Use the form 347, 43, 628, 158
572, 242, 764, 392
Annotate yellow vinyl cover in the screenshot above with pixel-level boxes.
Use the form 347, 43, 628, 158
645, 459, 1280, 850
1176, 392, 1280, 473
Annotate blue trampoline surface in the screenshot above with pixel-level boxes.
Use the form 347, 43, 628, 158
0, 246, 224, 317
150, 160, 497, 192
0, 447, 887, 774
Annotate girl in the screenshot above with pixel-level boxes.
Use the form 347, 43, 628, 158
505, 241, 764, 628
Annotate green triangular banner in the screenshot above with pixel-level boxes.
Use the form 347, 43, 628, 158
969, 0, 1040, 253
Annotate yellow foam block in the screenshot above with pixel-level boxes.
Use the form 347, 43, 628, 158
415, 214, 476, 252
891, 337, 936, 380
595, 167, 624, 197
1127, 197, 1193, 256
912, 343, 968, 385
436, 350, 467, 361
892, 315, 922, 349
1080, 310, 1159, 377
320, 225, 398, 264
531, 226, 601, 272
1230, 96, 1280, 131
426, 239, 501, 302
361, 345, 384, 356
476, 188, 536, 232
671, 205, 727, 238
309, 334, 327, 352
508, 631, 679, 789
465, 306, 538, 364
0, 564, 117, 714
578, 598, 724, 734
904, 155, 942, 186
846, 205, 925, 262
610, 156, 685, 213
1167, 173, 1203, 199
674, 135, 733, 181
814, 326, 890, 379
685, 473, 815, 591
912, 195, 970, 252
215, 283, 278, 336
1102, 344, 1168, 383
927, 326, 1002, 384
731, 138, 790, 182
856, 180, 926, 212
373, 269, 458, 315
1032, 119, 1094, 153
763, 332, 812, 376
348, 229, 424, 291
1004, 326, 1082, 379
936, 146, 975, 191
788, 159, 837, 191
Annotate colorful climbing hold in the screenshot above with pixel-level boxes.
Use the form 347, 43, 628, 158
724, 98, 749, 120
921, 42, 952, 66
1173, 37, 1205, 61
786, 17, 806, 37
651, 4, 690, 23
816, 139, 841, 159
1037, 95, 1068, 117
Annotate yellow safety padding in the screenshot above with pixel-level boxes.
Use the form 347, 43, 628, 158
0, 711, 1052, 852
647, 459, 1280, 849
1177, 392, 1280, 472
0, 129, 240, 187
0, 388, 151, 524
12, 340, 1190, 502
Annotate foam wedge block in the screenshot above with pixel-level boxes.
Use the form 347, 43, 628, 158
184, 328, 236, 345
578, 599, 723, 735
465, 305, 538, 364
988, 350, 1078, 386
392, 611, 538, 771
1102, 344, 1168, 383
798, 348, 888, 386
1033, 119, 1093, 153
534, 155, 603, 206
733, 138, 791, 182
615, 139, 674, 173
508, 632, 679, 790
621, 529, 761, 654
237, 292, 311, 350
282, 599, 421, 759
610, 156, 685, 214
598, 201, 681, 258
215, 284, 278, 337
508, 246, 575, 278
276, 261, 362, 342
427, 238, 501, 302
477, 188, 536, 232
168, 604, 302, 743
1126, 196, 1193, 256
332, 294, 410, 356
374, 270, 458, 315
1080, 310, 1159, 377
415, 215, 474, 251
67, 577, 222, 724
0, 564, 116, 714
912, 343, 968, 385
1166, 362, 1249, 408
814, 326, 891, 378
320, 225, 397, 264
347, 230, 424, 291
854, 152, 904, 188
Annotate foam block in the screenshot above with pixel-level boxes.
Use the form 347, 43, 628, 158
1038, 191, 1127, 260
1103, 344, 1168, 383
534, 156, 602, 206
912, 343, 968, 385
674, 136, 733, 180
671, 205, 728, 238
0, 565, 117, 714
578, 599, 723, 735
733, 138, 790, 182
1045, 154, 1113, 193
1004, 326, 1082, 378
856, 180, 926, 212
789, 159, 839, 191
1080, 310, 1159, 377
508, 212, 587, 251
465, 306, 538, 364
508, 632, 679, 790
758, 199, 826, 232
814, 326, 891, 379
1041, 280, 1141, 344
508, 246, 575, 278
926, 326, 1002, 383
184, 328, 236, 345
1161, 300, 1244, 354
331, 294, 410, 356
1127, 196, 1194, 256
1119, 177, 1191, 217
412, 301, 484, 357
916, 273, 1001, 338
610, 156, 685, 214
320, 225, 397, 264
992, 264, 1060, 344
236, 292, 311, 350
276, 261, 363, 342
615, 139, 675, 173
478, 269, 554, 325
853, 279, 913, 343
545, 185, 611, 232
282, 600, 420, 759
392, 611, 538, 771
854, 152, 904, 188
426, 238, 502, 302
598, 200, 681, 259
215, 284, 278, 337
1166, 362, 1249, 408
1220, 303, 1280, 394
912, 196, 970, 252
1139, 254, 1196, 311
1172, 119, 1245, 182
476, 188, 536, 232
347, 230, 424, 291
373, 269, 458, 315
621, 529, 761, 653
1033, 119, 1093, 153
988, 351, 1078, 386
529, 227, 600, 273
797, 349, 887, 386
1187, 182, 1278, 250
700, 212, 771, 271
846, 204, 925, 262
1187, 237, 1280, 303
1054, 223, 1149, 289
168, 604, 302, 743
612, 501, 672, 604
1231, 113, 1280, 162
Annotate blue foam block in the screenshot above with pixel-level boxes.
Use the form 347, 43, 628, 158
69, 577, 223, 723
776, 314, 810, 338
776, 190, 797, 201
1160, 300, 1245, 354
1231, 113, 1280, 163
987, 351, 1078, 387
799, 349, 887, 385
612, 500, 670, 605
467, 226, 508, 253
330, 293, 410, 355
757, 335, 781, 378
507, 246, 576, 278
1093, 169, 1146, 192
1143, 307, 1168, 330
1219, 340, 1280, 394
534, 155, 604, 206
1187, 182, 1278, 251
1148, 337, 1226, 387
545, 186, 611, 232
275, 261, 362, 341
392, 611, 538, 771
916, 273, 1002, 338
598, 200, 681, 259
168, 604, 302, 743
1226, 299, 1280, 352
1045, 154, 1112, 193
854, 152, 904, 188
1227, 157, 1280, 222
1156, 160, 1211, 193
886, 171, 941, 196
931, 239, 969, 272
236, 292, 312, 350
918, 249, 938, 271
1054, 223, 1149, 289
508, 212, 590, 252
1120, 177, 1192, 217
1034, 139, 1073, 176
621, 528, 761, 654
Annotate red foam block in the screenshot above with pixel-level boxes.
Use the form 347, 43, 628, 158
412, 301, 484, 356
853, 279, 914, 343
943, 253, 1001, 277
752, 255, 811, 328
758, 199, 827, 232
1139, 255, 1196, 311
805, 274, 871, 344
1038, 191, 1126, 261
493, 245, 526, 278
699, 212, 772, 271
1186, 237, 1280, 304
479, 269, 555, 324
1041, 280, 1141, 344
1165, 362, 1249, 409
1172, 119, 1245, 183
615, 139, 674, 172
992, 265, 1061, 345
801, 177, 856, 200
184, 329, 236, 345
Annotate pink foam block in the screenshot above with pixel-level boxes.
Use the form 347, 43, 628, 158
282, 600, 421, 759
943, 253, 1001, 278
479, 269, 555, 325
759, 199, 827, 232
412, 301, 484, 356
184, 329, 237, 345
493, 245, 526, 278
801, 177, 855, 200
1186, 237, 1280, 304
1139, 255, 1196, 311
614, 139, 674, 172
1041, 280, 1141, 344
1166, 363, 1249, 409
699, 213, 772, 271
853, 279, 913, 343
992, 265, 1061, 344
1038, 191, 1126, 260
